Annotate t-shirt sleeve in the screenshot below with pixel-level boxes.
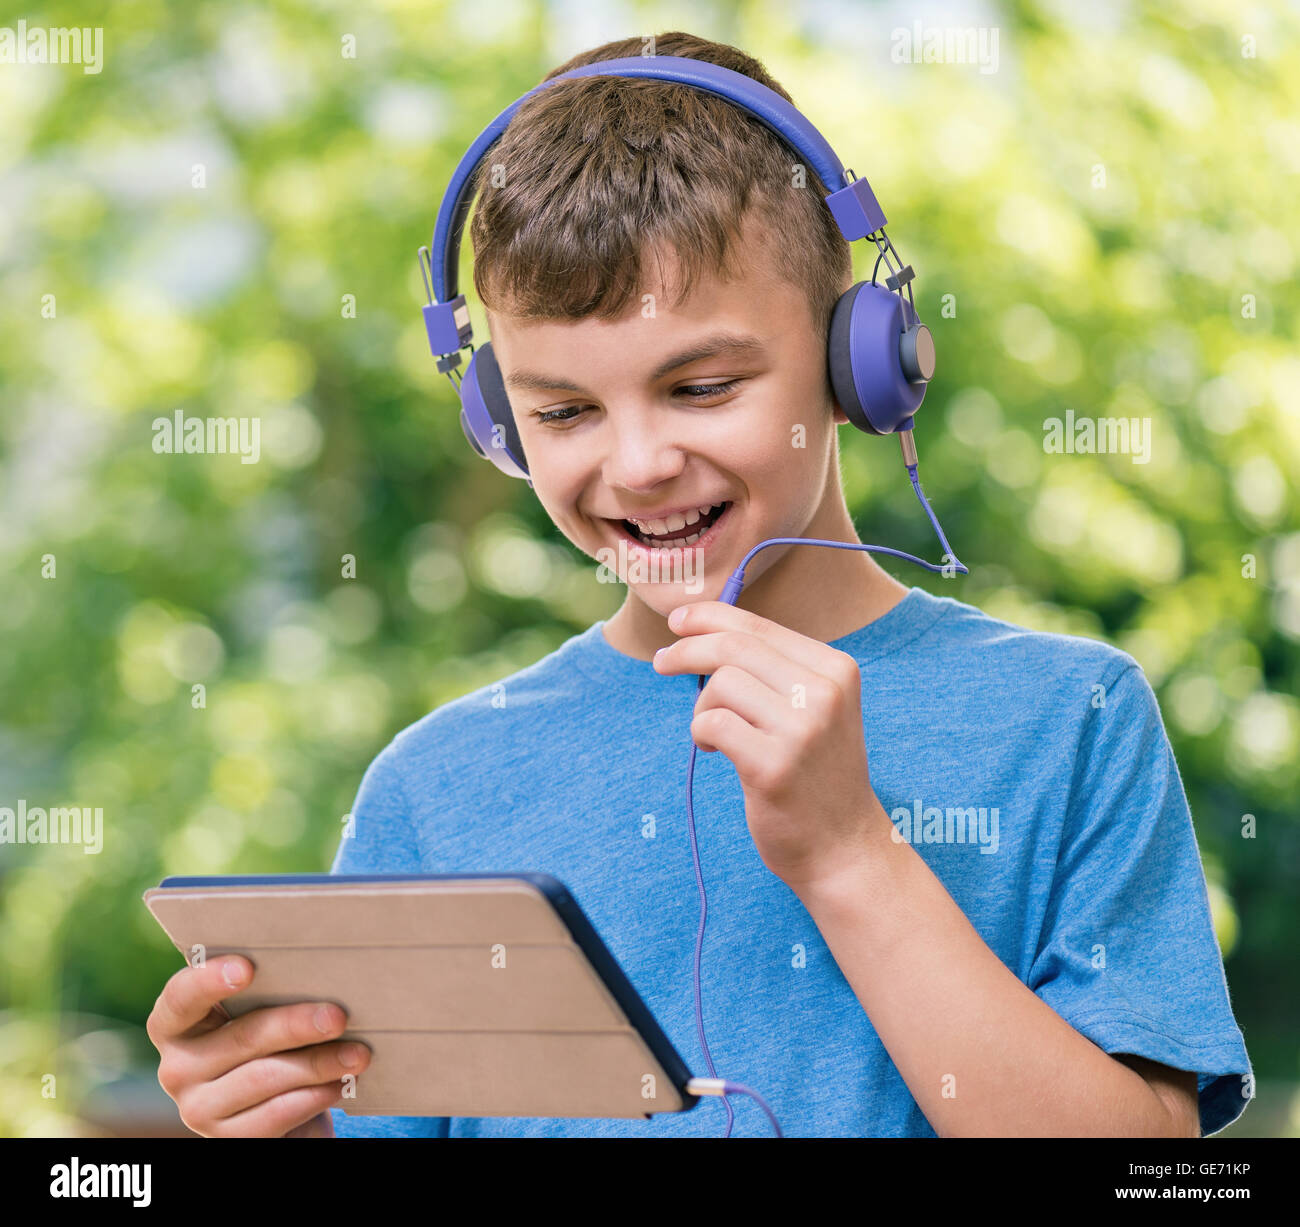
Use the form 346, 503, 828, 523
327, 739, 450, 1140
1027, 663, 1252, 1136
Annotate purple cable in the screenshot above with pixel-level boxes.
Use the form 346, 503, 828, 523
684, 683, 735, 1135
683, 461, 965, 1138
719, 1081, 784, 1137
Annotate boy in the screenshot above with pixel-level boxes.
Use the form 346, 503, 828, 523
147, 32, 1251, 1139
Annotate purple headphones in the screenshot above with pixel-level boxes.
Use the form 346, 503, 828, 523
418, 54, 936, 490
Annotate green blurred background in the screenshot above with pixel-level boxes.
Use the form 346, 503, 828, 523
1, 0, 1295, 1136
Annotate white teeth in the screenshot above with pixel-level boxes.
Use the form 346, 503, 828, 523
630, 503, 721, 535
629, 516, 717, 548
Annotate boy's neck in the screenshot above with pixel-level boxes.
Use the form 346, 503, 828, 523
602, 495, 911, 661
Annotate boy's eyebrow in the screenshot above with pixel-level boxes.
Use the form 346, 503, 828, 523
504, 332, 767, 396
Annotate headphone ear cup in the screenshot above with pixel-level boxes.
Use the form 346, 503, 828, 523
459, 406, 486, 458
459, 340, 530, 480
828, 284, 871, 433
827, 281, 928, 436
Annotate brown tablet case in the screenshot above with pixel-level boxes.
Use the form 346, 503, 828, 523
143, 876, 694, 1119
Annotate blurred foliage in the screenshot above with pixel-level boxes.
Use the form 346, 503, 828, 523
0, 0, 1296, 1136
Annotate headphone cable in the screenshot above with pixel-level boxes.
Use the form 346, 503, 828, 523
684, 433, 965, 1137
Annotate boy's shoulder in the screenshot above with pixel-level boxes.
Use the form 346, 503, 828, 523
383, 622, 603, 764
911, 588, 1144, 689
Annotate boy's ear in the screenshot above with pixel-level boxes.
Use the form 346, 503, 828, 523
831, 399, 850, 426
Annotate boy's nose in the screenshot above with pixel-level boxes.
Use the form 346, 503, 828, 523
601, 418, 689, 492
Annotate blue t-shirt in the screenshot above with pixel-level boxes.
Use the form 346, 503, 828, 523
328, 586, 1251, 1138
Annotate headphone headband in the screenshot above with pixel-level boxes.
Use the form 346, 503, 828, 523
421, 54, 889, 356
420, 51, 934, 471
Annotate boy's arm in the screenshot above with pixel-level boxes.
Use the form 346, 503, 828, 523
656, 605, 1248, 1138
797, 823, 1200, 1137
1114, 1054, 1200, 1137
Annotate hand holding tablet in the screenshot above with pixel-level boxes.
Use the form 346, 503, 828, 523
145, 947, 367, 1138
143, 872, 698, 1133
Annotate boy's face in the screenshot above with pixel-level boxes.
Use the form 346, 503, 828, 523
486, 218, 851, 620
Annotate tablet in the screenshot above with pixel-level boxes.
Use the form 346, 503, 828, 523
143, 872, 700, 1120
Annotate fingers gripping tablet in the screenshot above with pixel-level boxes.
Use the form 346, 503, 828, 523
143, 872, 698, 1119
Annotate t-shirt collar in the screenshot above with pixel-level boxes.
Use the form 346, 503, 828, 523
568, 586, 951, 684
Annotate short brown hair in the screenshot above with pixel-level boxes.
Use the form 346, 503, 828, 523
468, 31, 853, 340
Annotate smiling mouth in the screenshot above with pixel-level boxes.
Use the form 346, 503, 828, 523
607, 502, 732, 549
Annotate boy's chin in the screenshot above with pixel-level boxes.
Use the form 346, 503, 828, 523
628, 575, 712, 606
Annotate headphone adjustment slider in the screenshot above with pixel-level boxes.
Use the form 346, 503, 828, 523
422, 294, 473, 360
418, 245, 474, 359
825, 170, 888, 242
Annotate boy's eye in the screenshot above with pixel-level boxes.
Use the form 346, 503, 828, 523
677, 380, 740, 400
532, 381, 741, 426
535, 405, 585, 425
